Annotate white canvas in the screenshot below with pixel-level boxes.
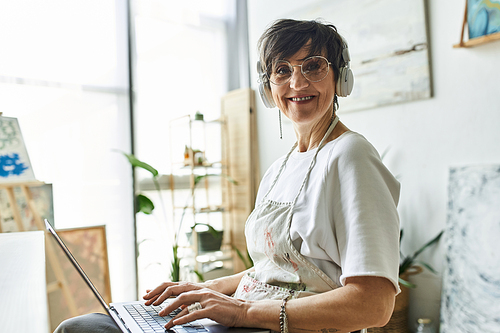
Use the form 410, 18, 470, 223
441, 165, 500, 332
0, 231, 48, 333
0, 116, 35, 182
284, 0, 432, 112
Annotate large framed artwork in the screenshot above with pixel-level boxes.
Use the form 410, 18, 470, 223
0, 116, 35, 183
46, 225, 112, 331
440, 165, 500, 332
285, 0, 432, 112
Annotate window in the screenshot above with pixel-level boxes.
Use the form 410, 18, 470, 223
0, 0, 246, 301
131, 0, 236, 292
0, 0, 135, 301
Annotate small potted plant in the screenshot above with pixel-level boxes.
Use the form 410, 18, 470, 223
399, 229, 444, 287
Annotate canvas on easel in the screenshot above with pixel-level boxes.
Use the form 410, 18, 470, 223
0, 116, 36, 183
0, 183, 54, 232
0, 114, 81, 325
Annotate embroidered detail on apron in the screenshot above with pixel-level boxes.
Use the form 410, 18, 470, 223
234, 117, 341, 301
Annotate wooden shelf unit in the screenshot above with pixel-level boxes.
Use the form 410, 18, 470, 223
168, 114, 233, 280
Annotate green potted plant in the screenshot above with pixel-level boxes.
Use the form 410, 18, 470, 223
399, 229, 444, 288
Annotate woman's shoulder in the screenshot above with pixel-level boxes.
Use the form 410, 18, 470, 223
326, 130, 380, 160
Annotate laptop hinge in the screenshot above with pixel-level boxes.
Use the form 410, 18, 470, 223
110, 306, 132, 333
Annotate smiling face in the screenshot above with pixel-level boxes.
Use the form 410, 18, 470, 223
270, 44, 336, 128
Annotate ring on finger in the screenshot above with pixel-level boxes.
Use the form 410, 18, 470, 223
187, 302, 203, 314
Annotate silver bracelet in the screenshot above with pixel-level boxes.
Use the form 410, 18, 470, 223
279, 298, 289, 333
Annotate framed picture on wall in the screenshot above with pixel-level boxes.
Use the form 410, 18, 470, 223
284, 0, 432, 112
468, 0, 500, 39
454, 0, 500, 48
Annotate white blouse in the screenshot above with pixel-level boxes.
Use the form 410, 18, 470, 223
256, 131, 401, 293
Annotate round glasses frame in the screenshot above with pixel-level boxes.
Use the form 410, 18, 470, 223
268, 55, 332, 86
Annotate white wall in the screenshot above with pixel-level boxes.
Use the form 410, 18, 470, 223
247, 0, 500, 330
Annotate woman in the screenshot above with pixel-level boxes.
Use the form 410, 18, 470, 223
56, 19, 400, 333
145, 18, 400, 333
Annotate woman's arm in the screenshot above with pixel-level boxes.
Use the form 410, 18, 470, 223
246, 276, 396, 333
161, 275, 396, 333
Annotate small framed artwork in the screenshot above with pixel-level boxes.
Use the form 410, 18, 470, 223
46, 225, 112, 332
0, 116, 36, 183
454, 0, 500, 48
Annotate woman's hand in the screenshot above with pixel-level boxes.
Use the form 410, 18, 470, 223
144, 268, 253, 306
143, 281, 207, 306
142, 269, 255, 329
158, 288, 250, 329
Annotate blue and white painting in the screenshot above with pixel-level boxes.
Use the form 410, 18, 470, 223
0, 116, 35, 182
441, 165, 500, 333
468, 0, 500, 39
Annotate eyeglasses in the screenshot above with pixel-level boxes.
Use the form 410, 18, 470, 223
268, 56, 332, 86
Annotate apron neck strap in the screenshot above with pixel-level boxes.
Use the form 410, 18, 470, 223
292, 116, 339, 204
262, 115, 339, 202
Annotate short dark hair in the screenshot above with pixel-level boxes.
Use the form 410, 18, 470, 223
257, 19, 345, 87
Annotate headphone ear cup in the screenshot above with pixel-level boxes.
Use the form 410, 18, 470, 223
257, 61, 276, 108
336, 67, 354, 97
259, 82, 276, 108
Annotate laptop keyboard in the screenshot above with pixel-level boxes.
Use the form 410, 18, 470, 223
124, 303, 209, 333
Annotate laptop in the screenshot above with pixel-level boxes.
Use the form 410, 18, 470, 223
44, 219, 269, 333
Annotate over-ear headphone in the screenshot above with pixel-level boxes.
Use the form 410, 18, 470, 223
257, 37, 354, 108
257, 60, 276, 108
336, 37, 354, 98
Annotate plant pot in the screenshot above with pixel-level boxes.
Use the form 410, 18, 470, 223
187, 230, 224, 253
367, 283, 410, 333
198, 230, 223, 252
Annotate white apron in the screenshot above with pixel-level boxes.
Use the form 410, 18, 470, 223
233, 116, 366, 333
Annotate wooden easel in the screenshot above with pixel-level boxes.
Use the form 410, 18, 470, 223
0, 181, 78, 317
